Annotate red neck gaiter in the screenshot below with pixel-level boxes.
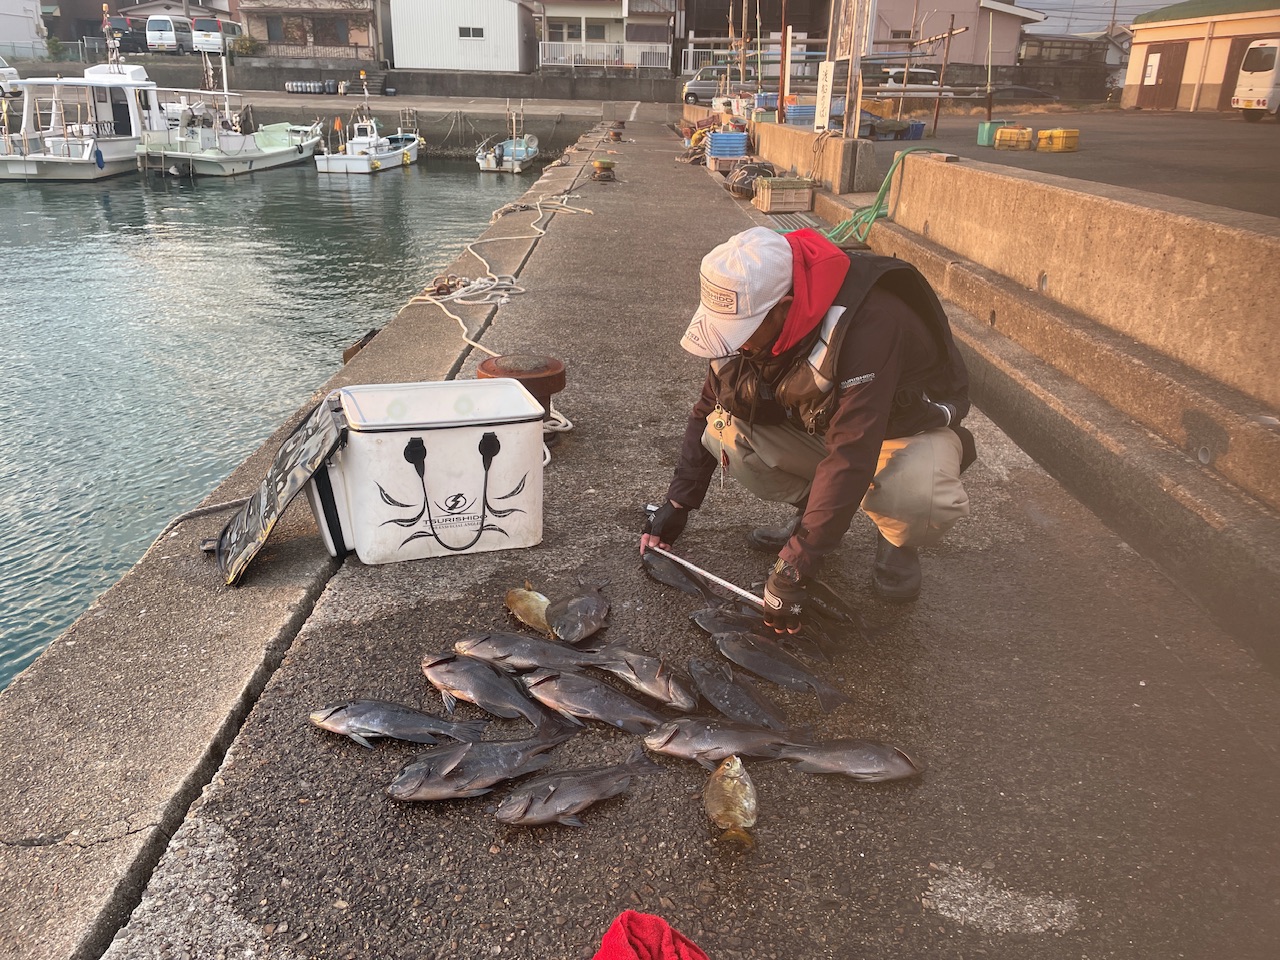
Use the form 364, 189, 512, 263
772, 228, 851, 356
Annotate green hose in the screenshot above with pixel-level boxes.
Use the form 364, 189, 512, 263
822, 146, 940, 246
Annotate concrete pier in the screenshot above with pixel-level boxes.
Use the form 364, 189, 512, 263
1, 109, 1278, 960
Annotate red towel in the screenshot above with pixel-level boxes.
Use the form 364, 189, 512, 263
592, 910, 710, 960
773, 228, 851, 356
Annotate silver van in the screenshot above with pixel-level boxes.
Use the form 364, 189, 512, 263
146, 15, 195, 54
193, 18, 243, 55
682, 66, 757, 104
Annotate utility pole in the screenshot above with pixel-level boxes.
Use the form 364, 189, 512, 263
931, 15, 955, 138
778, 0, 789, 123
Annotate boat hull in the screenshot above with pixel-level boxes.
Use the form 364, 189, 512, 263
476, 136, 538, 174
315, 137, 420, 175
137, 123, 322, 178
0, 136, 143, 181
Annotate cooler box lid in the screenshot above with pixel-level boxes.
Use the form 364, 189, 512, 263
339, 379, 544, 432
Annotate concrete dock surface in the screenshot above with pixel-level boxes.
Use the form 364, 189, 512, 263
2, 112, 1278, 960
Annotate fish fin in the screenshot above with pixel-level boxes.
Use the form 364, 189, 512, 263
436, 744, 474, 778
785, 758, 826, 775
557, 815, 586, 827
439, 690, 459, 715
447, 719, 491, 742
694, 755, 719, 771
814, 683, 851, 714
348, 733, 375, 750
719, 827, 755, 849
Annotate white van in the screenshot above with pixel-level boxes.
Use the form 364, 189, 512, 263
146, 15, 195, 54
1231, 38, 1280, 122
192, 18, 243, 55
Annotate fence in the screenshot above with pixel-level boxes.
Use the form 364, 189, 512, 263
260, 42, 374, 60
539, 41, 669, 70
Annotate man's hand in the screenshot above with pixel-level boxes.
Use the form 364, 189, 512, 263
640, 500, 689, 554
762, 558, 805, 635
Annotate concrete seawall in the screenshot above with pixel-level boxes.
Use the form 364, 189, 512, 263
837, 153, 1280, 669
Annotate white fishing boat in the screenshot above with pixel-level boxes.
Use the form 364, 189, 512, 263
0, 63, 169, 181
137, 59, 322, 178
476, 100, 539, 174
316, 106, 423, 175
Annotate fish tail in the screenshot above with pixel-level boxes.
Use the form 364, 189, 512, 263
814, 682, 851, 713
719, 827, 755, 849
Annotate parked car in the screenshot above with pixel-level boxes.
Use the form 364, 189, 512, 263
192, 18, 243, 55
0, 55, 17, 97
682, 65, 758, 104
146, 14, 195, 54
1231, 38, 1279, 122
106, 15, 148, 54
963, 86, 1059, 102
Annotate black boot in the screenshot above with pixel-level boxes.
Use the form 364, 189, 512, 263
872, 531, 921, 601
747, 511, 802, 553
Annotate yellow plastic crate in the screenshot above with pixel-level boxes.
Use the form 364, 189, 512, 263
752, 177, 814, 213
993, 126, 1034, 151
1037, 128, 1080, 152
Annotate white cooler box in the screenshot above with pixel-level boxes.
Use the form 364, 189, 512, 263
304, 379, 545, 564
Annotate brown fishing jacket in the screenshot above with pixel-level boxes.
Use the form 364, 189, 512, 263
666, 254, 971, 578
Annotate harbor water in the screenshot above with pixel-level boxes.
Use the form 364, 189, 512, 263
0, 161, 537, 690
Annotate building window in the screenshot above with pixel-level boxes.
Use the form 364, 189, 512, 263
266, 15, 284, 42
890, 29, 912, 40
313, 17, 349, 46
459, 26, 485, 39
548, 20, 581, 42
586, 22, 606, 41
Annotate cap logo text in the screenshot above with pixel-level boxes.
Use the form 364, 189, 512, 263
700, 275, 739, 316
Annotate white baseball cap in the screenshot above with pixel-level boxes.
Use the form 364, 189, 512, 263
679, 227, 793, 359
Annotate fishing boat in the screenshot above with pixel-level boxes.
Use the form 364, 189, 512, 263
137, 92, 322, 177
476, 100, 539, 174
0, 63, 169, 181
315, 105, 423, 175
137, 59, 322, 178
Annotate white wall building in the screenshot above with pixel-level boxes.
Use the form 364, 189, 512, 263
390, 0, 537, 72
0, 0, 45, 44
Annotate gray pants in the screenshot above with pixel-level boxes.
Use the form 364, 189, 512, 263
701, 413, 970, 548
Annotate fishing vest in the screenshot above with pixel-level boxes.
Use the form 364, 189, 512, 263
707, 254, 962, 437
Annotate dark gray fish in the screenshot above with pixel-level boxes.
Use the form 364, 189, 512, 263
522, 669, 668, 736
308, 699, 489, 748
595, 651, 699, 712
453, 631, 616, 674
750, 575, 881, 642
386, 730, 575, 802
546, 581, 611, 644
643, 717, 800, 770
777, 738, 923, 782
688, 658, 790, 731
421, 653, 557, 727
641, 551, 719, 603
691, 605, 834, 664
494, 744, 663, 827
712, 631, 851, 713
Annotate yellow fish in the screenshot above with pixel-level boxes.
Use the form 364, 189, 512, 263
703, 754, 757, 848
504, 581, 551, 635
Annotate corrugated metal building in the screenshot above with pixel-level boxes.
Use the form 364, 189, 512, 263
390, 0, 537, 72
1124, 0, 1280, 110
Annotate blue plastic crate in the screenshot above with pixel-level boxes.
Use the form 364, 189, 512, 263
905, 120, 926, 140
706, 131, 750, 158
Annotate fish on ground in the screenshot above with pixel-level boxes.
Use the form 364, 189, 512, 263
454, 630, 616, 674
703, 755, 758, 847
643, 717, 800, 770
422, 652, 559, 728
546, 581, 610, 644
690, 607, 834, 664
594, 651, 700, 712
505, 581, 552, 635
308, 699, 489, 748
713, 631, 850, 713
687, 657, 790, 732
494, 744, 664, 827
386, 729, 576, 802
522, 668, 668, 736
641, 550, 720, 604
776, 738, 922, 782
